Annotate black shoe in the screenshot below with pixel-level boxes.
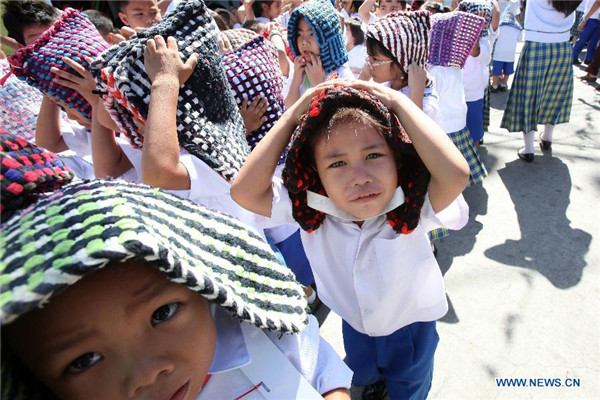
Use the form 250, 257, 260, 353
517, 148, 534, 162
583, 59, 592, 65
490, 86, 500, 93
499, 84, 508, 92
573, 59, 581, 66
308, 295, 322, 314
362, 381, 387, 400
539, 134, 552, 150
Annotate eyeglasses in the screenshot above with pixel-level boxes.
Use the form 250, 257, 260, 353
365, 55, 393, 68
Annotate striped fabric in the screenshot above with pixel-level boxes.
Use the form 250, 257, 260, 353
448, 126, 487, 188
1, 179, 308, 331
501, 41, 573, 133
428, 227, 449, 241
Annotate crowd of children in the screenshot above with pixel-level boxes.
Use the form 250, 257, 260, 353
0, 0, 591, 399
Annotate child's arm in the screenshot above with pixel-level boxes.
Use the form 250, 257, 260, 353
323, 388, 351, 399
358, 0, 376, 23
90, 100, 133, 178
284, 56, 307, 108
407, 63, 426, 110
232, 81, 336, 217
305, 52, 325, 87
343, 80, 469, 213
244, 0, 256, 21
35, 96, 68, 152
142, 35, 198, 190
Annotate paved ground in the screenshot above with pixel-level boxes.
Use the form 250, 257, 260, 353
316, 53, 600, 399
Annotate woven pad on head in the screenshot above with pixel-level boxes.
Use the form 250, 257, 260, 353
0, 131, 74, 222
429, 11, 486, 68
281, 86, 430, 234
287, 0, 348, 73
366, 10, 431, 73
457, 0, 493, 37
223, 28, 261, 50
222, 35, 285, 158
6, 8, 110, 122
91, 0, 249, 181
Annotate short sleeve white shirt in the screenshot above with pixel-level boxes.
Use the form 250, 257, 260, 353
427, 66, 468, 133
264, 178, 469, 336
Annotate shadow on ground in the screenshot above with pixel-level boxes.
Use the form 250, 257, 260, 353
484, 154, 591, 289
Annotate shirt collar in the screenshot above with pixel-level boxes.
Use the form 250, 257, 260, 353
306, 186, 405, 222
208, 304, 251, 374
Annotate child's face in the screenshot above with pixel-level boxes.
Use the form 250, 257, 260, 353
296, 18, 320, 57
119, 0, 162, 29
263, 0, 283, 20
5, 261, 216, 400
22, 23, 53, 45
377, 0, 404, 17
366, 48, 400, 85
313, 119, 398, 220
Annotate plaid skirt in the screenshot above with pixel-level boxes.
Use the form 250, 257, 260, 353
449, 126, 488, 188
500, 41, 573, 133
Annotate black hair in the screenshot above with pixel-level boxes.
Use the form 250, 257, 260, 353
83, 9, 116, 37
550, 0, 583, 16
251, 0, 275, 18
1, 0, 60, 45
243, 19, 266, 33
208, 9, 229, 31
421, 0, 450, 14
344, 18, 365, 45
340, 0, 363, 14
115, 0, 131, 13
214, 7, 233, 28
377, 0, 407, 10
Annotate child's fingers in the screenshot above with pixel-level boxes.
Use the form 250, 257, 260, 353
50, 67, 81, 84
166, 36, 178, 49
153, 35, 166, 49
241, 98, 249, 110
62, 57, 89, 77
184, 53, 199, 71
146, 38, 157, 54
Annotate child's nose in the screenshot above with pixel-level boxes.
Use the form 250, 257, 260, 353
351, 165, 373, 186
127, 352, 175, 397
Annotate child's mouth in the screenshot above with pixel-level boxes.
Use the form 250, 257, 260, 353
169, 380, 190, 400
352, 192, 380, 202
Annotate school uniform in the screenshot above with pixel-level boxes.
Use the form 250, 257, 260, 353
347, 44, 367, 78
493, 0, 522, 77
573, 0, 600, 63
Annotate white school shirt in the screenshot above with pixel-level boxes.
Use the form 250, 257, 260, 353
197, 306, 353, 399
583, 0, 600, 20
61, 121, 92, 158
283, 63, 355, 99
427, 66, 468, 133
347, 44, 367, 78
118, 143, 263, 237
463, 37, 493, 102
388, 83, 443, 127
264, 179, 469, 336
523, 0, 576, 43
494, 25, 522, 62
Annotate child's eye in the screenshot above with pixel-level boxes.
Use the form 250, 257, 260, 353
151, 302, 180, 326
328, 161, 346, 168
366, 153, 383, 160
66, 352, 102, 374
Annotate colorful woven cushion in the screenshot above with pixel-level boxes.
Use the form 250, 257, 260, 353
223, 28, 261, 49
0, 131, 74, 222
222, 35, 285, 155
457, 0, 493, 37
281, 86, 430, 234
429, 11, 486, 69
287, 0, 348, 73
5, 8, 110, 122
91, 0, 248, 181
0, 179, 308, 399
366, 10, 431, 73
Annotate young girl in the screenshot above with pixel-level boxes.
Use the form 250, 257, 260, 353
344, 18, 367, 78
231, 80, 469, 400
1, 178, 353, 400
284, 0, 354, 107
491, 0, 522, 92
500, 0, 581, 161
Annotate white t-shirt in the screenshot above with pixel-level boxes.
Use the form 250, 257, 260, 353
463, 37, 493, 102
494, 25, 522, 62
347, 45, 367, 78
61, 121, 92, 158
263, 179, 469, 336
198, 307, 353, 399
427, 66, 468, 133
396, 84, 443, 128
524, 0, 576, 43
283, 63, 355, 99
583, 0, 600, 19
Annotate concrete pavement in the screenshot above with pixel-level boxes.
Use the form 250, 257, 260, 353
316, 59, 600, 399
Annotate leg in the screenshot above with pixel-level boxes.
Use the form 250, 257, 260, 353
573, 19, 596, 62
381, 321, 439, 400
518, 130, 535, 162
342, 320, 382, 387
584, 20, 600, 62
584, 38, 600, 77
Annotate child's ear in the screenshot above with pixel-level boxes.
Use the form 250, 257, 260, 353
118, 12, 129, 26
260, 2, 270, 15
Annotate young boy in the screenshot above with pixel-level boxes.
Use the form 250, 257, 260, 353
358, 0, 406, 24
231, 81, 470, 399
284, 0, 354, 107
0, 179, 353, 400
491, 0, 521, 92
116, 0, 162, 29
1, 0, 60, 46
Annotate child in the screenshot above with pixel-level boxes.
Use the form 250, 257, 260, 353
344, 18, 367, 78
83, 9, 120, 44
458, 0, 497, 146
1, 0, 60, 46
231, 80, 469, 400
572, 0, 599, 65
358, 0, 407, 24
284, 0, 354, 107
501, 0, 581, 162
0, 179, 353, 400
116, 0, 162, 30
491, 0, 521, 92
338, 0, 362, 20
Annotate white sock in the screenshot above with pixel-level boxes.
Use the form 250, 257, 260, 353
307, 289, 317, 304
492, 85, 498, 89
523, 131, 535, 153
541, 124, 554, 142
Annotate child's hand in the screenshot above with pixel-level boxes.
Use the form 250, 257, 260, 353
0, 35, 22, 50
288, 79, 340, 121
143, 36, 198, 85
407, 62, 426, 93
240, 96, 268, 134
217, 32, 233, 54
292, 55, 306, 82
304, 52, 325, 87
50, 56, 98, 104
